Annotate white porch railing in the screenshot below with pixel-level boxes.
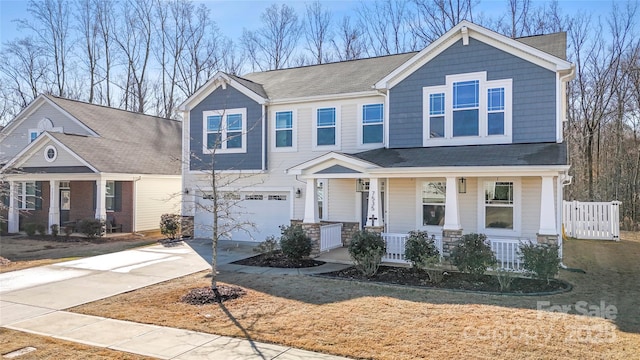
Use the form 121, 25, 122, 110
320, 223, 343, 252
563, 200, 621, 241
381, 233, 443, 264
489, 238, 529, 271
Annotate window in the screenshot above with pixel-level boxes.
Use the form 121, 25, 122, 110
44, 145, 57, 162
106, 181, 115, 211
484, 181, 514, 229
316, 108, 336, 146
422, 181, 446, 226
423, 72, 512, 146
202, 108, 247, 154
245, 194, 264, 200
317, 180, 325, 220
29, 131, 39, 143
275, 111, 293, 148
362, 104, 384, 144
18, 182, 37, 210
268, 195, 287, 201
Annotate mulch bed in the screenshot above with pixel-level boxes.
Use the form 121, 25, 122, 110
181, 285, 247, 304
232, 251, 325, 268
320, 266, 570, 294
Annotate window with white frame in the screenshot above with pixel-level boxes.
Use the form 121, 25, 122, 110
275, 111, 294, 149
29, 131, 39, 143
106, 181, 115, 211
202, 108, 247, 153
18, 182, 36, 210
314, 107, 338, 148
361, 104, 384, 144
484, 181, 514, 229
317, 180, 325, 220
423, 72, 512, 145
422, 181, 446, 226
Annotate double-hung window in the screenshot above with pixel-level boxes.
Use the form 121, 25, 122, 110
421, 181, 446, 226
314, 107, 339, 149
484, 181, 514, 229
275, 111, 294, 150
18, 181, 37, 210
361, 104, 384, 145
423, 72, 512, 146
202, 108, 247, 154
106, 181, 115, 211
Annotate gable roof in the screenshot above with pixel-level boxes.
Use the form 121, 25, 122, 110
3, 95, 182, 175
516, 32, 567, 60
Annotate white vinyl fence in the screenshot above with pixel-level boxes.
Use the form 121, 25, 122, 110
320, 223, 343, 252
381, 233, 443, 264
563, 200, 621, 241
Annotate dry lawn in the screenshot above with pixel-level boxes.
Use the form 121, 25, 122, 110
0, 328, 149, 359
70, 233, 640, 360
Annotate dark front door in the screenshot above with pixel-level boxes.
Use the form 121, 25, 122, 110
60, 189, 70, 224
361, 192, 369, 229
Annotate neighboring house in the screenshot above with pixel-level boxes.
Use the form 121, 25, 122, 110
180, 21, 574, 258
0, 95, 182, 234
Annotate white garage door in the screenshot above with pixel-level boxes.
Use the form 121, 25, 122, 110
194, 191, 291, 242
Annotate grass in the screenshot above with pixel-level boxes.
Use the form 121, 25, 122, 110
69, 232, 640, 359
0, 328, 148, 360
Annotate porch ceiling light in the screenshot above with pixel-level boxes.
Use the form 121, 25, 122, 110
458, 177, 467, 194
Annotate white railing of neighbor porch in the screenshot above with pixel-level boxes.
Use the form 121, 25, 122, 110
563, 200, 621, 241
320, 223, 343, 252
381, 233, 442, 264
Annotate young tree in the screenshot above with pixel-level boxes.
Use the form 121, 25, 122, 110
331, 16, 365, 61
304, 1, 333, 64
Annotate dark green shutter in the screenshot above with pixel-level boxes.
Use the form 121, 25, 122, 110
35, 181, 42, 210
92, 182, 97, 210
114, 181, 122, 212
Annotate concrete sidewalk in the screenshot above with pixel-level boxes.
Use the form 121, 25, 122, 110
1, 240, 351, 360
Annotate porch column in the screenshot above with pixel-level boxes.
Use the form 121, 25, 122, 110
7, 181, 19, 233
48, 180, 60, 233
366, 178, 381, 227
95, 179, 107, 221
538, 176, 557, 235
303, 178, 318, 223
442, 176, 461, 230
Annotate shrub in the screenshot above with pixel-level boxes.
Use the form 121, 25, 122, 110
24, 223, 38, 237
404, 230, 444, 283
254, 235, 279, 258
160, 213, 181, 240
77, 218, 104, 239
519, 242, 560, 284
348, 230, 386, 277
451, 233, 497, 279
50, 224, 59, 238
495, 269, 516, 292
36, 223, 47, 236
279, 224, 312, 260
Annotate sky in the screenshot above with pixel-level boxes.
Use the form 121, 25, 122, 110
0, 0, 616, 46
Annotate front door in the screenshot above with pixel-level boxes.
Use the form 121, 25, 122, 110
60, 189, 70, 224
361, 192, 369, 229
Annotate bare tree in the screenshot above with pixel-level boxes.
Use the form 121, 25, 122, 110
17, 0, 73, 97
76, 0, 100, 103
241, 3, 302, 71
357, 0, 414, 57
332, 16, 365, 61
304, 1, 333, 64
410, 0, 475, 46
94, 0, 117, 107
0, 38, 50, 110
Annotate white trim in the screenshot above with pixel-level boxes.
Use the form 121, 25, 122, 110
422, 72, 513, 146
43, 145, 57, 163
1, 133, 98, 173
266, 90, 381, 105
202, 108, 247, 154
271, 109, 298, 153
369, 166, 568, 178
16, 181, 37, 210
358, 103, 385, 150
287, 152, 379, 175
188, 169, 266, 176
312, 106, 341, 151
261, 104, 266, 170
375, 21, 572, 90
477, 177, 522, 237
179, 72, 266, 111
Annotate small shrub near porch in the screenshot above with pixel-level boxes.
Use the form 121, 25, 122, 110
404, 230, 444, 283
160, 213, 181, 240
77, 218, 105, 239
348, 230, 386, 277
279, 224, 312, 260
519, 242, 561, 284
451, 233, 497, 279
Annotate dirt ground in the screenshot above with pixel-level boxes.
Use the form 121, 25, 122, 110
69, 231, 640, 360
0, 232, 162, 273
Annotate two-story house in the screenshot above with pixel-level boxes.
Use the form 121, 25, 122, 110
180, 21, 574, 259
0, 95, 182, 234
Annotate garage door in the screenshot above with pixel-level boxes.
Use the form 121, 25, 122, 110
194, 191, 291, 242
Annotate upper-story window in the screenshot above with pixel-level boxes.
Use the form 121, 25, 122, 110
202, 108, 247, 154
361, 104, 384, 145
313, 107, 340, 150
29, 131, 39, 143
423, 72, 512, 146
273, 110, 296, 151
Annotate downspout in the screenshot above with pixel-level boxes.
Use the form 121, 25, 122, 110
132, 176, 142, 233
559, 172, 573, 269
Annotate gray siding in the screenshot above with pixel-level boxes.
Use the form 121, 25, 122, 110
190, 86, 263, 171
389, 38, 557, 148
